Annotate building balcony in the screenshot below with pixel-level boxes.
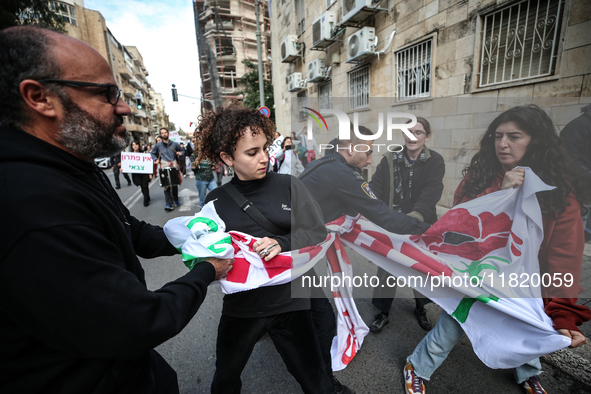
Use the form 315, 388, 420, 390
123, 86, 136, 98
127, 123, 149, 133
118, 65, 133, 79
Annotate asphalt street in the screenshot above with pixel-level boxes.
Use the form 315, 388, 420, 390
106, 168, 589, 394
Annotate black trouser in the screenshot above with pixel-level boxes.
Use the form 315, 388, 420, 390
372, 266, 432, 313
163, 186, 178, 206
310, 297, 336, 379
140, 182, 150, 206
113, 168, 131, 188
211, 311, 334, 394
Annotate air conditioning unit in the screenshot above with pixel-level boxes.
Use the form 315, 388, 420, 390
347, 27, 377, 63
342, 0, 384, 25
287, 72, 304, 92
312, 11, 336, 49
281, 35, 299, 63
308, 58, 326, 83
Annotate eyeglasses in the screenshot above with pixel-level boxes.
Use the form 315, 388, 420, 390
408, 130, 426, 137
36, 79, 122, 105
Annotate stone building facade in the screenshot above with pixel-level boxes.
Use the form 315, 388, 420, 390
51, 0, 166, 144
270, 0, 591, 208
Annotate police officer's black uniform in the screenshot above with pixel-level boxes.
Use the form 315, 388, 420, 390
301, 152, 431, 234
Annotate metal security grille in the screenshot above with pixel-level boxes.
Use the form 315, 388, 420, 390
349, 65, 370, 110
396, 40, 432, 101
479, 0, 563, 87
319, 81, 333, 109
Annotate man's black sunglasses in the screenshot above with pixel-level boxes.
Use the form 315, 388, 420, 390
36, 79, 122, 105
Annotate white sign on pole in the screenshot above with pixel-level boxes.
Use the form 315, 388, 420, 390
121, 152, 153, 174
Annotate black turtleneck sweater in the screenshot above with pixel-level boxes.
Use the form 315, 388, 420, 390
204, 171, 327, 317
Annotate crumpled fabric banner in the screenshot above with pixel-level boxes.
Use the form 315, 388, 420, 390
163, 168, 571, 370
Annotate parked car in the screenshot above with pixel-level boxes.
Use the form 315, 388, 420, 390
94, 157, 111, 169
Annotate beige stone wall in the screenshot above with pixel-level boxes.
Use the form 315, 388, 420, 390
271, 0, 591, 209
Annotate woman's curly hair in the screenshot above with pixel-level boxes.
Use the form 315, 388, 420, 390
196, 103, 276, 164
458, 104, 590, 216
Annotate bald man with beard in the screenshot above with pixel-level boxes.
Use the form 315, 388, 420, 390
0, 26, 232, 393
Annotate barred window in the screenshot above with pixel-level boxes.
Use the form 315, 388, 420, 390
348, 65, 369, 110
396, 39, 432, 101
319, 81, 332, 109
479, 0, 564, 87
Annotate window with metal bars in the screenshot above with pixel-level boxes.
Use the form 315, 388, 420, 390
319, 81, 333, 109
479, 0, 563, 87
348, 65, 370, 110
396, 39, 432, 101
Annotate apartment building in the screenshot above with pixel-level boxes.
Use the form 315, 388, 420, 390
271, 0, 591, 207
50, 0, 166, 144
194, 0, 271, 110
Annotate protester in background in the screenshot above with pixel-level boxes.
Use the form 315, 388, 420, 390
110, 150, 131, 189
0, 26, 233, 394
194, 156, 217, 208
196, 104, 346, 394
276, 136, 304, 176
560, 103, 591, 242
403, 105, 591, 394
151, 128, 183, 211
177, 142, 187, 177
368, 117, 445, 333
130, 140, 152, 207
214, 162, 225, 186
290, 131, 307, 167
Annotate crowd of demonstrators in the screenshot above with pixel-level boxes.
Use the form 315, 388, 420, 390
368, 117, 445, 333
560, 103, 591, 242
151, 127, 183, 211
0, 26, 233, 394
404, 105, 591, 394
130, 140, 152, 207
195, 104, 347, 394
276, 136, 305, 176
294, 126, 320, 166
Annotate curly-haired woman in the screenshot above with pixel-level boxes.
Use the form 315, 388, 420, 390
196, 104, 344, 394
403, 105, 591, 394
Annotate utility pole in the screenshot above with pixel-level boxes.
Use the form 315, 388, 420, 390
255, 0, 265, 108
193, 0, 222, 112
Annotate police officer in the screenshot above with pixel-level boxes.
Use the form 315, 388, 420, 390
300, 125, 430, 234
299, 125, 430, 393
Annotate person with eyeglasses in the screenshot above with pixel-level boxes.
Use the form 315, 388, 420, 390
366, 117, 445, 334
0, 26, 233, 394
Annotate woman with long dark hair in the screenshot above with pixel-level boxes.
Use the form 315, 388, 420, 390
196, 104, 346, 394
403, 105, 591, 394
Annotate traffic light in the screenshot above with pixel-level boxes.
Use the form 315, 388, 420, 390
172, 84, 178, 102
136, 97, 143, 110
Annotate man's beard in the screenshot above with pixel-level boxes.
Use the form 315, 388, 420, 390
55, 93, 130, 159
